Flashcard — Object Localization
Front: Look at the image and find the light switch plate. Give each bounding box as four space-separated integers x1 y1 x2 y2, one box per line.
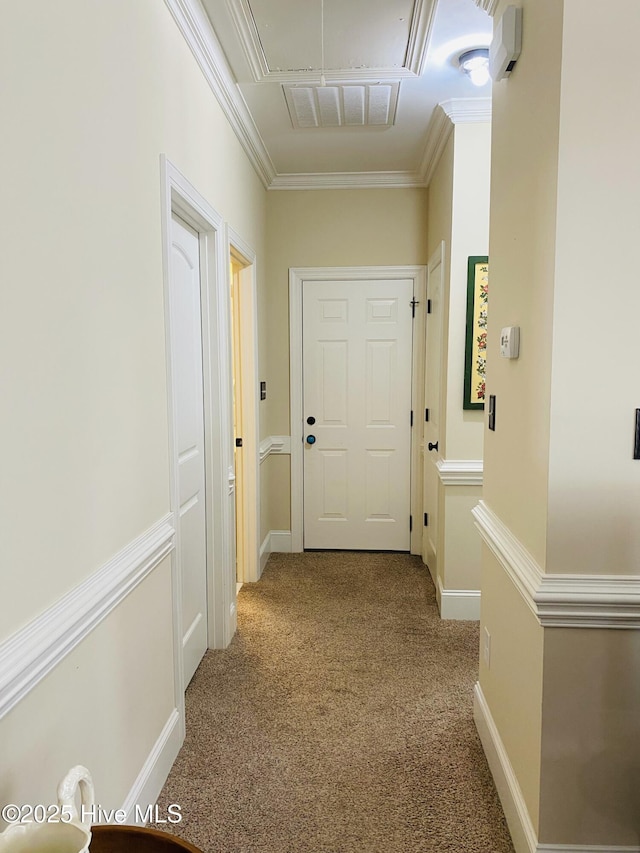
500 326 520 358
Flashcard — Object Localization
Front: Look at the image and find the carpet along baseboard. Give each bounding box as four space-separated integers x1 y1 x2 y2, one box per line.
122 709 182 825
436 578 480 620
259 530 293 575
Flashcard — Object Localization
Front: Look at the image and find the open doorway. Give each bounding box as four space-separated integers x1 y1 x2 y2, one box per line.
230 256 245 589
227 230 260 585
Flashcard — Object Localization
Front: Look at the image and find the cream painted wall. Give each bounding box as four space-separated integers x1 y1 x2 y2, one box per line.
539 628 640 846
427 133 454 269
447 122 490 461
535 0 640 845
546 0 640 577
479 0 640 847
483 0 563 570
479 548 544 833
1 0 266 809
477 0 563 840
442 488 483 590
1 0 266 637
425 124 489 598
0 561 174 814
264 188 429 530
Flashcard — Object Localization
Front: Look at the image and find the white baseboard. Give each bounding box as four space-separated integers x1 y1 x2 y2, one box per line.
473 682 538 853
436 578 480 620
258 530 293 577
259 532 271 576
121 709 182 824
538 847 640 852
270 530 292 553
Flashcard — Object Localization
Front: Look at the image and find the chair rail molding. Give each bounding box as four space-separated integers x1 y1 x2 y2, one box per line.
437 459 483 485
0 515 175 721
259 435 291 463
473 501 640 628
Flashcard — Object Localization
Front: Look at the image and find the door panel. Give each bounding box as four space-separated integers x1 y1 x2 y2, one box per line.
423 247 444 580
170 214 208 688
303 278 413 550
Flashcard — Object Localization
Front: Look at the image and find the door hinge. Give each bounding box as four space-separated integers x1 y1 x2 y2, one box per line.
424 513 429 527
425 408 430 422
410 298 419 318
235 437 243 447
427 299 432 314
410 410 414 427
409 515 413 532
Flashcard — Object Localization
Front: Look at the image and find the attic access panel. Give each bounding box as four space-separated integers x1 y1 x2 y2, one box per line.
227 0 437 81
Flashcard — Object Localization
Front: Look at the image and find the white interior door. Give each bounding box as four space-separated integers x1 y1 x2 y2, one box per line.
423 246 444 580
170 213 208 688
302 278 414 550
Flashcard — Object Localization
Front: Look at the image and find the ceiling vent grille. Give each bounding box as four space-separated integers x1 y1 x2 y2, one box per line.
284 83 400 129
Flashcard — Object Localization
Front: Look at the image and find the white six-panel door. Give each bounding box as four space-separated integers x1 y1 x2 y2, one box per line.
302 278 414 550
169 214 208 688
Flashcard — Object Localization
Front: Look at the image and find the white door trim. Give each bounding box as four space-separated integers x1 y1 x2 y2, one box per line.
161 156 236 727
226 227 261 583
289 265 427 554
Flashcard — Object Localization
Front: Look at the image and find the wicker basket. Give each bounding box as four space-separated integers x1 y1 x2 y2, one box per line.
90 826 202 853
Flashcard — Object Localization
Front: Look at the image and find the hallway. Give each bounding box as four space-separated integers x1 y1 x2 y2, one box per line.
157 553 514 852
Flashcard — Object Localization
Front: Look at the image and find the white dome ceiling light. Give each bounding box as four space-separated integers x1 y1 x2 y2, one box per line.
458 48 490 87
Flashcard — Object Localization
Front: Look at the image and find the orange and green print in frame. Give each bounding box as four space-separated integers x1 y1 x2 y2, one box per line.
463 256 488 410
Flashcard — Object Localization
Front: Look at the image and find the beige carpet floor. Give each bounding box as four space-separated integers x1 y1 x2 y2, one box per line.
157 551 514 853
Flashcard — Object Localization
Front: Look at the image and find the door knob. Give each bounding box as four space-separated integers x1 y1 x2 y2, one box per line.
307 416 316 425
428 441 439 452
306 435 316 445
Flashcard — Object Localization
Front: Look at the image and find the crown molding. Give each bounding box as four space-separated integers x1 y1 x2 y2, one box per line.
437 459 484 486
269 171 426 191
224 0 269 81
440 97 492 124
418 98 491 186
473 501 640 629
472 0 501 16
405 0 439 77
166 0 491 191
226 0 437 82
419 104 455 187
164 0 275 188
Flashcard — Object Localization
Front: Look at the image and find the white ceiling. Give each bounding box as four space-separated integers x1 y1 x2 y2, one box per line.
198 0 493 187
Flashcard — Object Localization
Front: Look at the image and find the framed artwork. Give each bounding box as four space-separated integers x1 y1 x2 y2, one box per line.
463 256 488 410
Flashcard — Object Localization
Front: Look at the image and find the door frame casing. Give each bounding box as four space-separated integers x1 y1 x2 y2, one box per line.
226 227 261 583
160 157 236 729
289 265 427 554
